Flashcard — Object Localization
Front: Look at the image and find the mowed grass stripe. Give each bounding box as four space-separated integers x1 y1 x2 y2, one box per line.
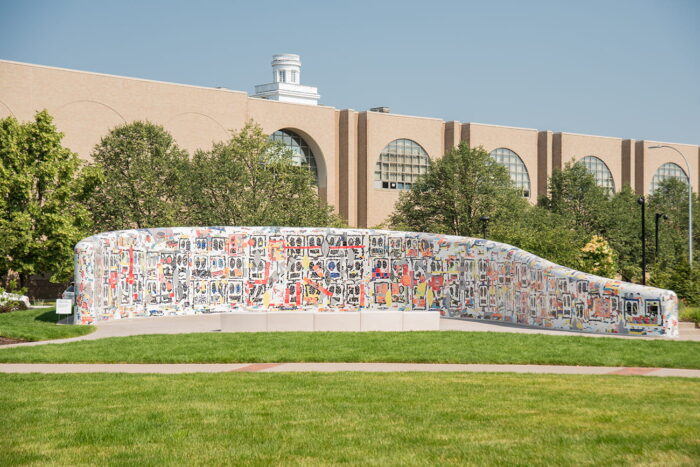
1 331 699 368
1 373 698 465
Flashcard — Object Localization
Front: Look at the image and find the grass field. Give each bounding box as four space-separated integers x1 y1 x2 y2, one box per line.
1 331 699 368
1 372 697 465
0 308 95 342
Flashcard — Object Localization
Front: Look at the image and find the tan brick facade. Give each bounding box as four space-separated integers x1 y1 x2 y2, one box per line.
1 59 697 228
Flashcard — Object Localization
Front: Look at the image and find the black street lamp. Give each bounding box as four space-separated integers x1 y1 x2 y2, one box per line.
655 213 668 262
479 216 490 239
638 196 646 285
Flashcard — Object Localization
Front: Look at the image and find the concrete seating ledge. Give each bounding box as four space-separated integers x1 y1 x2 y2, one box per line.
220 311 440 332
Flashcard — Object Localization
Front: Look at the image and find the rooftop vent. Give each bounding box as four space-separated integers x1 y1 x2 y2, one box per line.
369 106 390 113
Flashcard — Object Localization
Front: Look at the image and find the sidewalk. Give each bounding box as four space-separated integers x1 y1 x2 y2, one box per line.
0 362 698 377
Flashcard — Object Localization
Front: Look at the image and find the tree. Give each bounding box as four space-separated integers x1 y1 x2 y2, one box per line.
490 206 587 269
598 185 643 282
539 161 609 233
389 143 527 236
648 177 700 264
88 121 189 231
0 111 97 287
183 122 343 227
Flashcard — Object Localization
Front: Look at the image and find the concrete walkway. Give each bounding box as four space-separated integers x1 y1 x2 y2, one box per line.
3 314 698 350
0 362 698 377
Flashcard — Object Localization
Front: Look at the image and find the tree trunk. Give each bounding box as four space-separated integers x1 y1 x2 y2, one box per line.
19 273 29 293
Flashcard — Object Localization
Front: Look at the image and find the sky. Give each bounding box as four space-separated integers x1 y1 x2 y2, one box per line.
1 0 698 145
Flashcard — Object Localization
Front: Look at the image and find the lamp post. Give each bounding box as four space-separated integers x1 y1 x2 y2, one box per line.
479 216 490 239
648 145 693 266
638 196 646 285
655 213 667 262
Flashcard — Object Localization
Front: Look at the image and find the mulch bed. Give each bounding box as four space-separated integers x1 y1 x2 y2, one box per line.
0 336 27 345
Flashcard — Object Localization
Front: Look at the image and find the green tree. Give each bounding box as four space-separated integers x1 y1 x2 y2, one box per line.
648 178 700 265
0 111 98 287
88 121 189 231
183 122 343 227
389 143 527 236
539 161 609 233
490 206 587 269
598 185 643 282
650 261 700 305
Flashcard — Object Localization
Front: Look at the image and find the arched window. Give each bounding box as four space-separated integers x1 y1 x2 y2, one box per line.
374 139 429 190
577 156 615 193
489 148 531 198
650 162 688 193
270 129 318 184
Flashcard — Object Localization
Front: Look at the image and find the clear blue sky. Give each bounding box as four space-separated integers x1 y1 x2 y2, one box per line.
1 0 698 145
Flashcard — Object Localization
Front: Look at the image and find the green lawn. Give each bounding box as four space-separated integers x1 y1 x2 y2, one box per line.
0 373 697 465
1 331 699 368
0 308 95 342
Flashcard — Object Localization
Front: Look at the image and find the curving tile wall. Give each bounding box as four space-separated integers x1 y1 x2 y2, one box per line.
74 227 679 336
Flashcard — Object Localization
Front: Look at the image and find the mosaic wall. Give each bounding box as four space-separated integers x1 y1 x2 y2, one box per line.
74 227 679 336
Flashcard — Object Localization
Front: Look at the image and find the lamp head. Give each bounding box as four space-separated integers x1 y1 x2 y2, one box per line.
637 196 645 205
479 216 490 222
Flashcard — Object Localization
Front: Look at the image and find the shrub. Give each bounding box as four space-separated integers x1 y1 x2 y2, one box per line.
0 300 22 314
577 235 618 278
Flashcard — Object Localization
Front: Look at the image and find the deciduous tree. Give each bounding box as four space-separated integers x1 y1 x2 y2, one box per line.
0 111 97 286
183 122 343 228
389 143 527 236
88 121 189 231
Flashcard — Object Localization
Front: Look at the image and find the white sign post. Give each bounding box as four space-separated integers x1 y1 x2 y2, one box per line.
56 299 73 315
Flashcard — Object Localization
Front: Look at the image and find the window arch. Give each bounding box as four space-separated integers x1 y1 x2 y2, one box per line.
577 156 615 193
489 148 531 198
270 129 318 184
374 138 429 190
650 162 688 193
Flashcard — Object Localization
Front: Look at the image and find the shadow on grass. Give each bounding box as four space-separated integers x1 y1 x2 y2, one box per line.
35 309 59 324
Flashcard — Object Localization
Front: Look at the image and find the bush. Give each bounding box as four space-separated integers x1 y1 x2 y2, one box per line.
0 300 22 314
650 261 700 306
678 304 700 324
577 235 618 278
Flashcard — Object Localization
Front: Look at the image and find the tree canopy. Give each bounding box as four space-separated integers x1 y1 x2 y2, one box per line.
88 121 189 231
183 122 343 228
0 111 97 286
389 143 527 237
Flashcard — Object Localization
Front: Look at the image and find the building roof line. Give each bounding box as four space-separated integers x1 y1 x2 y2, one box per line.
466 122 538 132
555 131 623 141
361 110 444 123
0 58 249 96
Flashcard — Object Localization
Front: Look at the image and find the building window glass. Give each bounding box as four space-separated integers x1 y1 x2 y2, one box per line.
279 70 286 83
291 70 297 83
650 162 688 193
577 156 615 194
374 139 429 190
270 129 318 184
489 148 531 198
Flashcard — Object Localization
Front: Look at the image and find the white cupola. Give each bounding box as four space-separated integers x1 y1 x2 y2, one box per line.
272 54 301 84
253 54 320 105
